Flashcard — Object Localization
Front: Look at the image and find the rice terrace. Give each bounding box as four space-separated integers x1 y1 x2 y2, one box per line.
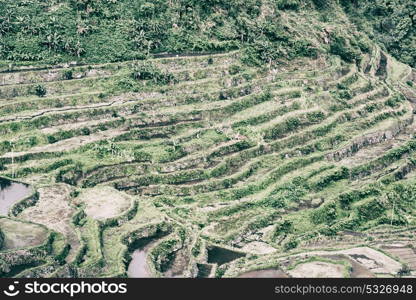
0 0 415 279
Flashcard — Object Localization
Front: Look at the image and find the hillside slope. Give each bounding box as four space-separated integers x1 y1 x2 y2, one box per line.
0 1 415 278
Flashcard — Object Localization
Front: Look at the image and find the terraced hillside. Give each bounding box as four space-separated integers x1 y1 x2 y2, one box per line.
0 42 415 278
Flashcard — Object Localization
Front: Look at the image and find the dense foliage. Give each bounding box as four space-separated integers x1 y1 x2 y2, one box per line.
0 0 265 63
2 0 412 66
341 0 416 67
0 0 315 65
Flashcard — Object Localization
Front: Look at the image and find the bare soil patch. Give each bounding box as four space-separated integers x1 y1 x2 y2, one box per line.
288 261 346 278
74 186 131 220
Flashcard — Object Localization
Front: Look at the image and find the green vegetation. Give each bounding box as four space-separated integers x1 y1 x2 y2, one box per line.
0 0 415 279
341 0 416 67
34 84 47 97
0 0 386 66
131 62 177 85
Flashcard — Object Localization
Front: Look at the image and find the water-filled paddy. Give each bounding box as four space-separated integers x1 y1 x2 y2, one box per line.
0 177 31 215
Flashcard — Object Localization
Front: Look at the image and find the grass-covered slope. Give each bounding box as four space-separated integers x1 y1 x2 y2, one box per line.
0 1 415 278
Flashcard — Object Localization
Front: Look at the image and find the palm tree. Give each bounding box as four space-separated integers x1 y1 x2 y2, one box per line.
0 9 14 36
44 31 62 50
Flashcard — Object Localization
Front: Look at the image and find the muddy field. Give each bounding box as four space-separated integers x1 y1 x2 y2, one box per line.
0 218 49 250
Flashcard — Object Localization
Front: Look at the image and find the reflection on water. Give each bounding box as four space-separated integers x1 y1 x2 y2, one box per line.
127 248 151 278
207 246 245 265
0 177 31 215
0 178 12 190
127 237 156 278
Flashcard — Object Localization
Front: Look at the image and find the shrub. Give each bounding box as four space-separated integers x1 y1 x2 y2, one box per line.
133 151 152 161
241 40 278 66
312 0 331 9
286 117 302 130
337 89 353 100
384 94 404 107
26 136 38 147
306 111 326 123
131 62 177 85
228 64 241 75
272 220 293 239
283 238 299 251
115 77 137 91
355 199 385 221
311 202 338 225
338 188 380 209
47 135 57 144
242 38 316 66
287 91 302 98
34 84 47 97
81 127 91 135
329 34 361 62
293 39 319 58
314 167 349 191
62 69 73 80
260 194 286 208
276 0 300 10
398 265 411 277
355 37 371 53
